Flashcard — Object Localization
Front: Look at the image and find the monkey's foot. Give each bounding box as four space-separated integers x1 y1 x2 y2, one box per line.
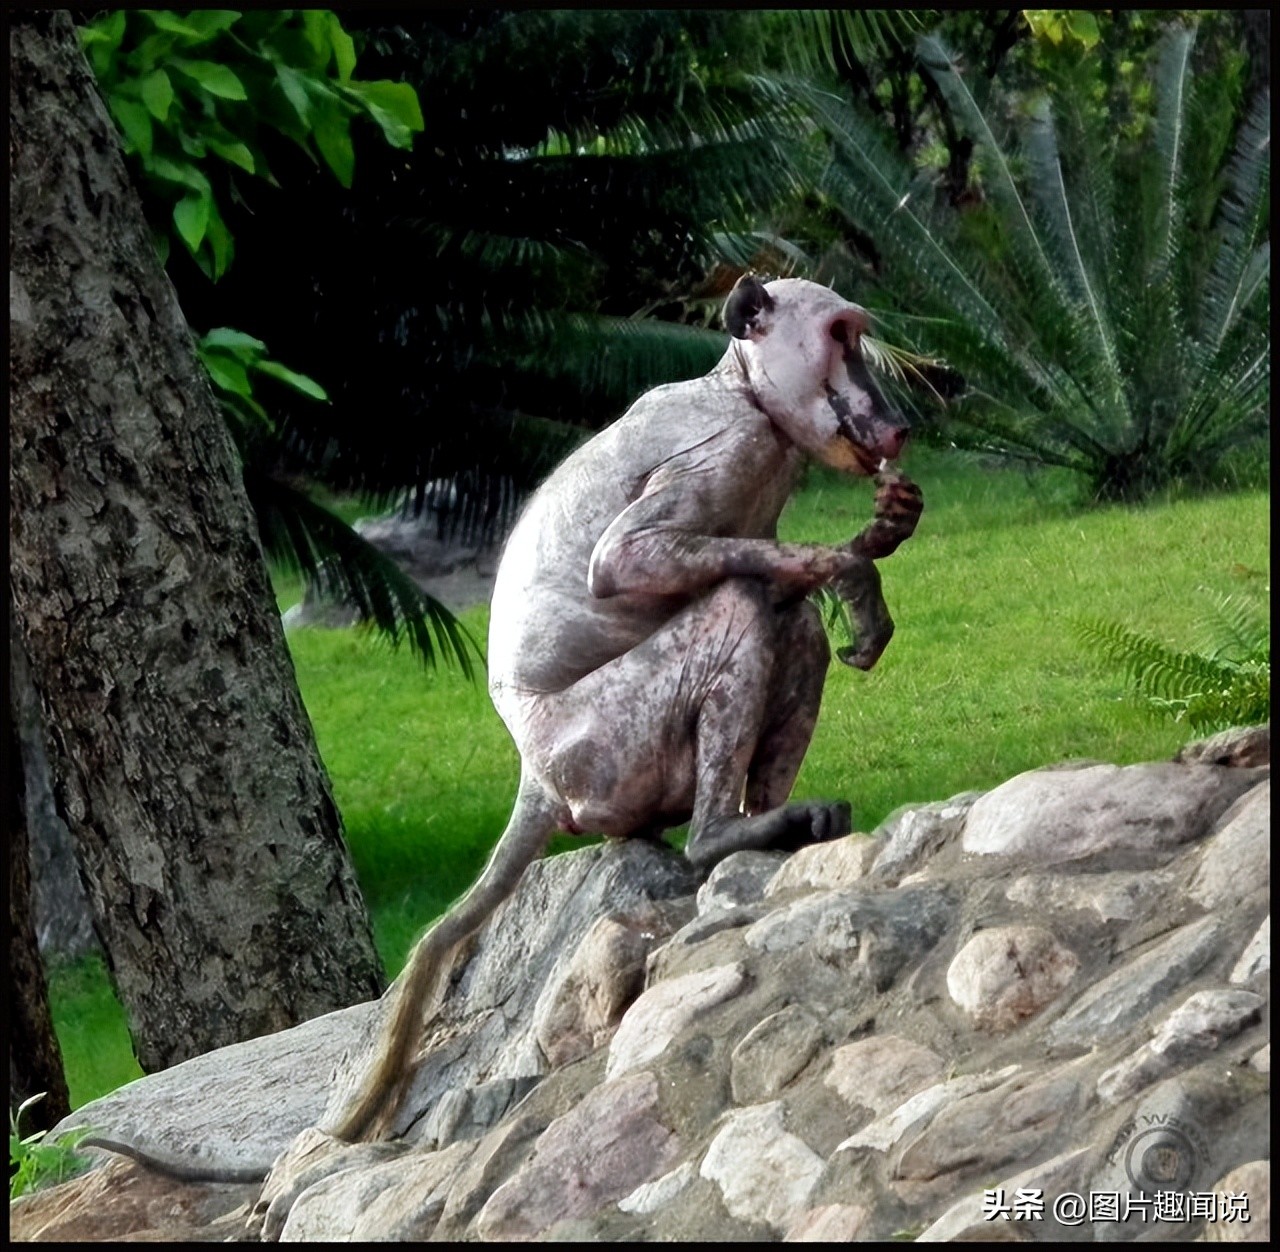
686 801 851 870
836 619 894 672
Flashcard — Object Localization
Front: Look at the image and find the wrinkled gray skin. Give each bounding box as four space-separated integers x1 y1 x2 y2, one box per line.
82 279 924 1231
305 276 924 1157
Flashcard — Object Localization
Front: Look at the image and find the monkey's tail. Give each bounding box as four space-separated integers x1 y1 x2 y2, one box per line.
321 772 560 1143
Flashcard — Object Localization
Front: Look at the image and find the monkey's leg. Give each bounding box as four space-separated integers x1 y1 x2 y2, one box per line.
319 770 560 1144
678 582 850 870
744 598 831 814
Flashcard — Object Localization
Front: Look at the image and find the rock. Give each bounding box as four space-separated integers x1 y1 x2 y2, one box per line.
729 1005 824 1105
534 906 685 1069
473 1071 680 1241
837 1066 1021 1154
617 1160 696 1215
1046 916 1222 1051
1005 868 1174 923
947 926 1079 1031
54 1000 374 1177
1176 724 1269 769
8 1158 252 1242
744 883 954 988
916 1146 1092 1242
894 1064 1082 1182
1097 989 1264 1105
1191 781 1270 911
783 1202 869 1241
763 834 880 897
278 1139 475 1241
28 742 1274 1244
606 963 748 1079
870 793 980 884
698 850 789 913
1230 916 1270 985
824 1035 945 1116
962 763 1263 863
1203 1159 1270 1241
698 1101 825 1232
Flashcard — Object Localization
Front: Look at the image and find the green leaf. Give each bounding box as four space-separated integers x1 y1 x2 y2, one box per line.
109 95 154 158
276 65 313 128
204 198 235 280
182 11 241 42
79 11 126 50
202 327 267 356
256 360 330 402
171 59 248 101
207 137 256 173
173 191 211 252
329 14 356 82
141 11 206 39
147 155 210 192
140 68 174 121
202 352 253 397
313 108 355 187
347 79 424 149
1064 11 1101 49
301 10 332 63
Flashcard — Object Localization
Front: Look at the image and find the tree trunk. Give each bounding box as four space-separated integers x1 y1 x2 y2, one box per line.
7 619 72 1130
8 12 384 1073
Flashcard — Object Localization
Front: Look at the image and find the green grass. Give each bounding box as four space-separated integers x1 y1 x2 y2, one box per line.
47 446 1269 1109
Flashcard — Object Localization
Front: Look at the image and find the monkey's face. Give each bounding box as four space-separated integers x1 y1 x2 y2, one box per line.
725 276 908 475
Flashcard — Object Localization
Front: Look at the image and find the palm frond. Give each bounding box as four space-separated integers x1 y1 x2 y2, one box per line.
245 470 482 676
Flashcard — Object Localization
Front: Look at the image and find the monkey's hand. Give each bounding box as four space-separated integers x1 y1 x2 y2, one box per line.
849 467 923 561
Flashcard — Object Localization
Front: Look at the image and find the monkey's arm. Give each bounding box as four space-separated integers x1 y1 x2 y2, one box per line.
587 466 856 601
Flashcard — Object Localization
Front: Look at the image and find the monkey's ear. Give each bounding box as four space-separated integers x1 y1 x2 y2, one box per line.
724 275 775 339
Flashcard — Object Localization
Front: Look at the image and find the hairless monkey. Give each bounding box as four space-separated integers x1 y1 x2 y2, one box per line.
313 275 923 1147
79 277 923 1200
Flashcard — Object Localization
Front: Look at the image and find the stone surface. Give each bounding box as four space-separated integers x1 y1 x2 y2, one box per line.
763 834 880 897
837 1066 1021 1154
9 1158 252 1242
473 1071 680 1240
1097 989 1264 1105
1005 868 1174 923
616 1160 696 1215
25 741 1272 1245
1230 916 1270 985
606 962 748 1079
947 925 1079 1031
962 763 1262 863
824 1035 945 1116
1046 916 1223 1051
783 1202 868 1241
1202 1159 1270 1241
699 1101 826 1232
1176 723 1270 769
534 907 683 1069
729 1005 824 1105
697 850 788 913
1191 781 1270 911
894 1064 1082 1182
870 793 979 883
916 1147 1092 1242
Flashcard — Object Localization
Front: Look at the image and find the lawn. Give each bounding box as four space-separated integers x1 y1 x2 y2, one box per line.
46 444 1269 1108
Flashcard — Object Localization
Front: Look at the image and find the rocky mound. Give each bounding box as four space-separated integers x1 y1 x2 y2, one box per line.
12 726 1270 1242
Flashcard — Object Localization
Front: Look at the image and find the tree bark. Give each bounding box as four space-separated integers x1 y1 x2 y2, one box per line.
7 618 72 1129
9 12 384 1073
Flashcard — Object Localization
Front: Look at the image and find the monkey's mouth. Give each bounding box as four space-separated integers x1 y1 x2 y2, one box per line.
823 382 884 475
